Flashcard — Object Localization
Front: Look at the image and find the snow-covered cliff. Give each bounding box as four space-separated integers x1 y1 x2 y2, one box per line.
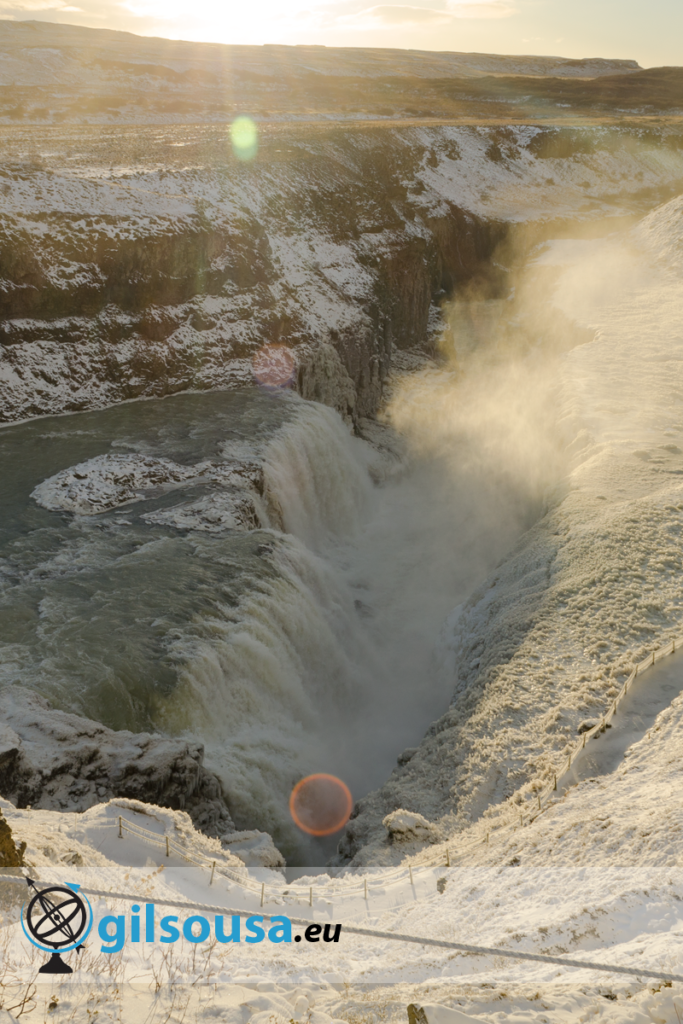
2 122 682 426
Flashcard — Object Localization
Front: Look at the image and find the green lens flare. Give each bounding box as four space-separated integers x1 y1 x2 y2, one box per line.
230 116 258 161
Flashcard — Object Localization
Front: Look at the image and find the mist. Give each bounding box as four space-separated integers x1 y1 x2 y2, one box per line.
183 243 583 864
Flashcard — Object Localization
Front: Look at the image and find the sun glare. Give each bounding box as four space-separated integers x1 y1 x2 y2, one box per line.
230 116 259 161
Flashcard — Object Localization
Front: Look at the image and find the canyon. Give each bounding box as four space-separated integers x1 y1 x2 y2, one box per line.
1 23 683 870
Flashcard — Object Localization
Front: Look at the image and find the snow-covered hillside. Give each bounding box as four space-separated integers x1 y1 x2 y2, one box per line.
340 190 683 864
0 22 642 94
2 789 683 1024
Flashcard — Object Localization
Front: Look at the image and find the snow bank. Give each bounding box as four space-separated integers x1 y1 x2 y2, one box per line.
635 192 683 276
2 791 683 1022
32 452 263 522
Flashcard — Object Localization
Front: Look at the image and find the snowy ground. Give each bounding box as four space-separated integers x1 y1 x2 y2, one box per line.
3 784 683 1023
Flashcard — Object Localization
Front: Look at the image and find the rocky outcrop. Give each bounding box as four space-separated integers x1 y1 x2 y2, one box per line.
382 809 442 844
0 686 283 866
0 686 231 831
0 809 24 866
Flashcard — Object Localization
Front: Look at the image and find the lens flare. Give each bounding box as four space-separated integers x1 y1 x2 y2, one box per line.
252 344 296 390
289 774 353 836
231 116 258 161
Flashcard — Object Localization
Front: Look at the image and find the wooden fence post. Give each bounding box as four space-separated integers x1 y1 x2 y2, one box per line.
118 816 122 838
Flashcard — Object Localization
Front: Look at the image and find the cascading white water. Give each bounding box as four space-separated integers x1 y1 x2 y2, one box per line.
1 249 576 866
261 402 375 550
157 403 387 861
156 385 553 862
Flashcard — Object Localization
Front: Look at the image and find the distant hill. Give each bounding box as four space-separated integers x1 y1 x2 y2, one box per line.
0 20 679 125
0 21 642 85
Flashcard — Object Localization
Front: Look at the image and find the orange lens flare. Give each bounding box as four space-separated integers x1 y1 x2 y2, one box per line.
289 774 353 836
252 345 296 390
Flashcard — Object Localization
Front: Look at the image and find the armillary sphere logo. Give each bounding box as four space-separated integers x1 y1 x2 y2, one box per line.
21 878 93 974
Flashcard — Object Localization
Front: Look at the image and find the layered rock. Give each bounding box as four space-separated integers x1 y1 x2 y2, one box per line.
3 122 682 428
0 686 283 865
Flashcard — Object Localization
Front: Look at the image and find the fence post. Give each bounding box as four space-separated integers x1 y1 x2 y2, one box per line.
446 849 450 867
674 638 676 653
209 861 216 887
118 816 122 839
553 774 557 791
583 732 586 748
652 651 656 666
165 836 169 858
486 832 489 845
537 794 541 810
260 883 265 907
520 813 523 826
364 878 368 901
409 865 414 885
309 886 313 907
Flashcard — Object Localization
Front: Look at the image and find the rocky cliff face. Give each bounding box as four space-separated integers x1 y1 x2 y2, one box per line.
0 686 233 830
0 126 507 425
2 122 682 427
0 686 284 866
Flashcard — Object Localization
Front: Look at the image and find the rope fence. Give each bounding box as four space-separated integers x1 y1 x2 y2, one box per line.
3 875 682 986
530 634 680 819
404 631 683 871
103 814 426 905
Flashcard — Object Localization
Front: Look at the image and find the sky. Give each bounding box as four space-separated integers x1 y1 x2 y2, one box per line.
1 0 682 69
